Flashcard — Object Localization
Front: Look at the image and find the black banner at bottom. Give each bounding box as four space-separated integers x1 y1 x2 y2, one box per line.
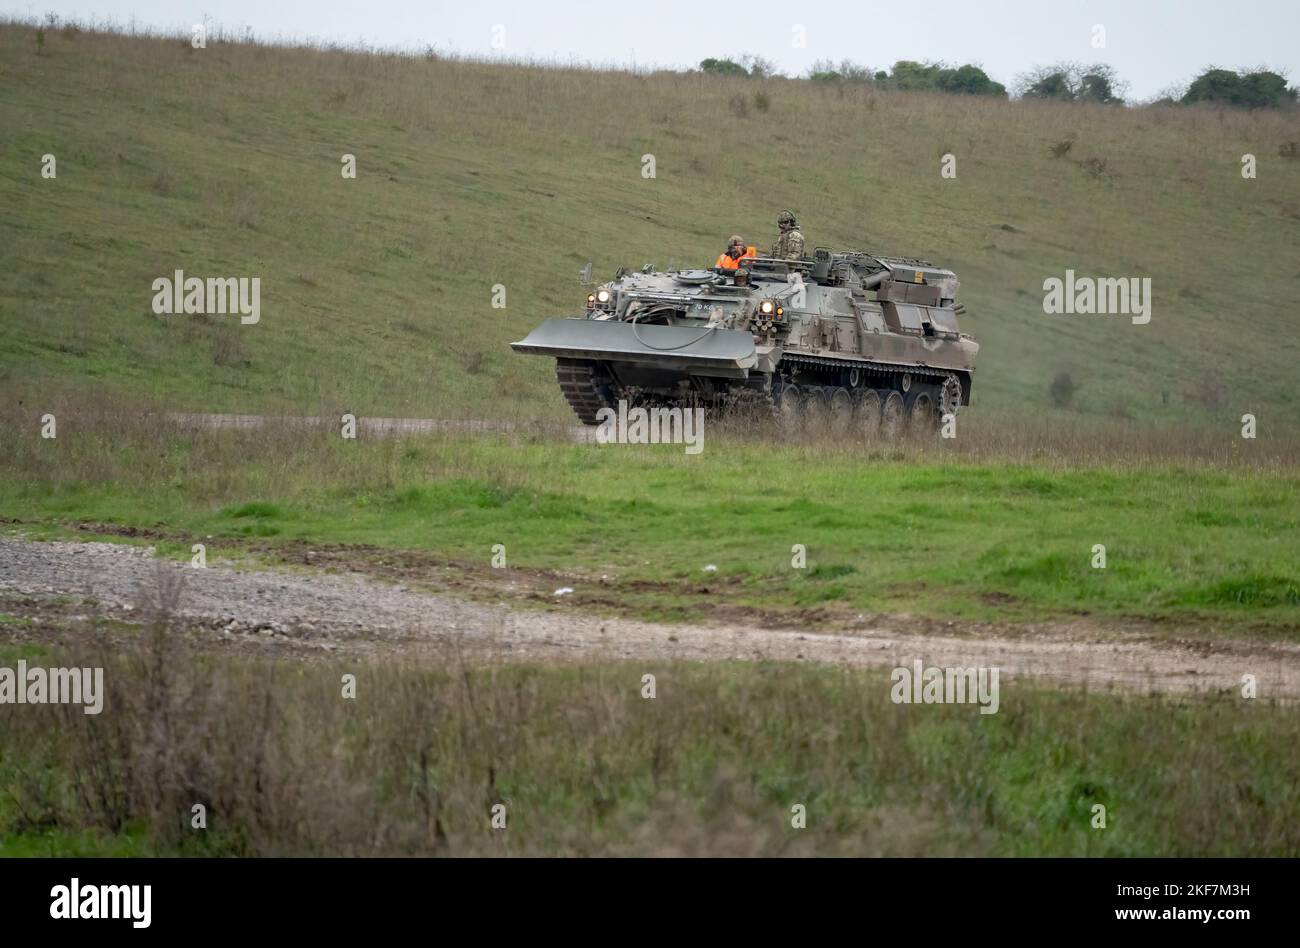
0 857 1287 934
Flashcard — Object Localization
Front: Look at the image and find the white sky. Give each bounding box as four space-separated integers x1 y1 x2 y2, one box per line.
6 0 1298 100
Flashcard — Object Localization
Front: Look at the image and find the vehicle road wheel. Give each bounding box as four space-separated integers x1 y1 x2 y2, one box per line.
907 390 937 433
857 388 882 439
802 386 830 431
880 390 905 439
828 387 854 434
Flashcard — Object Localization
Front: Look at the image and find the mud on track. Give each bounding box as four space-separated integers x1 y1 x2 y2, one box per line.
1 538 1298 697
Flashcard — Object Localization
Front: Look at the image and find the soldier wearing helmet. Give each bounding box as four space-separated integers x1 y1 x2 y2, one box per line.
769 210 805 261
715 235 756 270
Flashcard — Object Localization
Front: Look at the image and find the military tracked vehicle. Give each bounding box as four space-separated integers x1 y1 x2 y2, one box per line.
511 249 978 435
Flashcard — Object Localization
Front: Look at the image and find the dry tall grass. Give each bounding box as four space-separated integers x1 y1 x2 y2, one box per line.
2 393 1296 496
5 588 1298 856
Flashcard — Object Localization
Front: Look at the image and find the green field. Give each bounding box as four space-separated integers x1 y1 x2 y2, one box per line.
4 417 1297 636
2 22 1299 429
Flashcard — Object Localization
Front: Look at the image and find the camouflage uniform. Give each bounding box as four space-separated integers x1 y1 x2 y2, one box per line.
770 228 805 260
769 211 805 260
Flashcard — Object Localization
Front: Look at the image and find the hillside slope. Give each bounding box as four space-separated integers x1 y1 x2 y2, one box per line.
2 23 1299 427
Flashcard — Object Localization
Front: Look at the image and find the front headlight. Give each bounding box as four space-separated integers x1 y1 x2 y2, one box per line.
596 289 612 304
759 300 775 315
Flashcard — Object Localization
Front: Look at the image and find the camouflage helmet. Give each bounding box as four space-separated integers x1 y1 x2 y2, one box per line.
728 234 745 249
777 209 797 227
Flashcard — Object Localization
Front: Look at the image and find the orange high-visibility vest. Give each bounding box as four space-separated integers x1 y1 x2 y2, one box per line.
715 246 757 269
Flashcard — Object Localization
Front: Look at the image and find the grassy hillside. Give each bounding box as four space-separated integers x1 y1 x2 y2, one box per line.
2 22 1300 427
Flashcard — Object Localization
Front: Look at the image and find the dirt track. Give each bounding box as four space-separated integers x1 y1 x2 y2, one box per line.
165 412 595 440
1 537 1297 697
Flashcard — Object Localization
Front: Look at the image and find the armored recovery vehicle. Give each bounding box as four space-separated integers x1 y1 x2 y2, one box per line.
511 249 978 435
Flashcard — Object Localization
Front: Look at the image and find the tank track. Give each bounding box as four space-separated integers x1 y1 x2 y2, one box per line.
552 354 965 428
554 358 614 425
782 353 957 382
781 353 968 405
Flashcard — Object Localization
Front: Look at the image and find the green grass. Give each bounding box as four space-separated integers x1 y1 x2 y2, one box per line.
4 422 1298 634
2 22 1300 430
2 649 1296 856
0 640 49 659
0 827 157 858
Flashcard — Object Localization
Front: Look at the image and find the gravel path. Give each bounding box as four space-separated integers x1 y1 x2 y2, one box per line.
166 412 595 440
2 538 1298 697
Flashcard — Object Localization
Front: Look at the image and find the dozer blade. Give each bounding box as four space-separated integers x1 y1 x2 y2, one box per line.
511 318 757 378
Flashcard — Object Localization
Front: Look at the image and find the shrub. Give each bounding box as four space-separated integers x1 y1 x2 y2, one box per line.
1017 63 1125 104
1078 156 1109 179
1182 68 1297 109
806 59 1006 98
699 57 747 77
1049 372 1076 408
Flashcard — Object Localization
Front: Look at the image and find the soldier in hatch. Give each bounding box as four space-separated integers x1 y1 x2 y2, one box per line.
769 210 805 260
